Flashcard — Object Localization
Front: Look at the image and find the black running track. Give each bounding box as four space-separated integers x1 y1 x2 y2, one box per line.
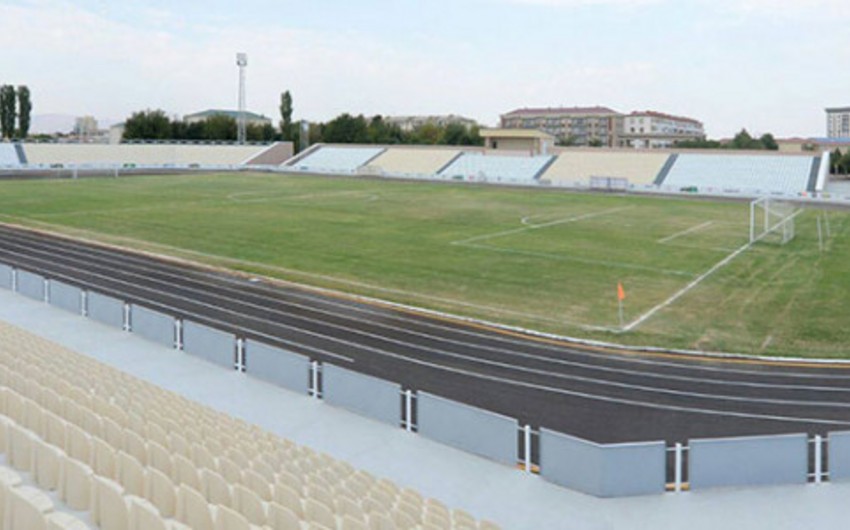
1 224 849 445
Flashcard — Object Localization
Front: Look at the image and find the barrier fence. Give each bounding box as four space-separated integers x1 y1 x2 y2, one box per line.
1 261 848 498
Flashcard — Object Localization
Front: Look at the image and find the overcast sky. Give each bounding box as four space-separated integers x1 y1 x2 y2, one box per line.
2 0 848 138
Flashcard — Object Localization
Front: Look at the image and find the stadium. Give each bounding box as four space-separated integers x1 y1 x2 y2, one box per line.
0 134 848 529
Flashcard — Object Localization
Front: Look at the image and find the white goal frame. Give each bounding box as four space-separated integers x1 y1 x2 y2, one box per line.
749 197 799 245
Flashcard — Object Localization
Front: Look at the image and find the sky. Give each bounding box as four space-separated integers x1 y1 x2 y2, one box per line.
1 0 848 138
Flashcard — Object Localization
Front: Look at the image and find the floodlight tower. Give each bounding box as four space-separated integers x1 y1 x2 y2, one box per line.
236 52 248 144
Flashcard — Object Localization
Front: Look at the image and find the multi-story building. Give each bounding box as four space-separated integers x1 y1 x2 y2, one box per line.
500 106 622 147
620 111 704 148
384 114 478 132
826 107 850 138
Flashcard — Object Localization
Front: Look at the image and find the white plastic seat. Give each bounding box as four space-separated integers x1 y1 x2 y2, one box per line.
305 498 337 530
6 485 53 530
273 483 304 517
267 502 301 530
215 504 256 530
8 422 36 472
233 483 267 526
117 451 146 497
145 467 177 518
176 484 214 530
200 468 232 507
148 440 173 477
173 453 201 491
92 436 117 479
64 423 92 464
45 512 91 530
128 495 170 530
58 454 93 511
33 436 63 490
91 475 130 530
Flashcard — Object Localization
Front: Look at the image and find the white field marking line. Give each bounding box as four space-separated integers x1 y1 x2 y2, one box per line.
11 228 850 389
9 247 850 414
225 189 376 203
623 242 752 332
461 242 696 278
451 206 633 246
0 215 589 329
7 220 850 374
657 221 715 244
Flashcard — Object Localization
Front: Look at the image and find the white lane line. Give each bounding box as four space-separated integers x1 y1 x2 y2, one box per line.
657 221 715 244
451 206 632 246
10 231 850 392
10 241 850 413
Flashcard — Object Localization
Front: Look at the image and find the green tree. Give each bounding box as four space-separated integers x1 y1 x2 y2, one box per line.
831 149 843 174
247 122 277 142
0 85 16 139
841 151 850 176
202 115 237 141
588 137 604 148
279 90 293 141
122 109 172 140
410 123 442 144
367 116 404 144
17 86 31 138
759 133 778 151
322 113 369 143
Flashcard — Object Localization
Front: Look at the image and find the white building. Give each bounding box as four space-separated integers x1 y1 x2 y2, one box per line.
826 107 850 138
384 114 478 132
620 111 704 149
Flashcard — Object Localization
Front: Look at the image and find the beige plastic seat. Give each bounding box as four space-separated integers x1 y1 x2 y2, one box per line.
124 429 148 465
172 453 201 491
78 405 102 437
170 432 191 459
342 515 369 530
23 396 45 433
306 485 336 513
6 485 53 530
479 521 501 530
215 504 259 530
0 415 12 453
128 495 170 530
91 475 130 530
273 482 304 518
58 454 94 511
176 484 215 530
92 436 117 479
0 464 24 524
369 512 397 530
117 451 147 497
305 498 337 530
267 502 301 530
33 436 63 491
45 512 92 530
233 483 267 526
191 443 217 472
8 423 37 472
200 468 232 507
43 412 67 448
148 422 170 449
69 422 94 462
102 416 125 449
145 467 177 518
244 467 272 501
217 455 244 484
335 495 365 522
423 511 450 529
148 440 173 477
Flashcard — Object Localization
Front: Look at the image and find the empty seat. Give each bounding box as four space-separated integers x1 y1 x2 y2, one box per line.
128 495 170 530
33 437 63 490
145 467 177 518
305 498 337 530
200 468 232 507
92 436 117 479
45 512 91 530
215 504 256 530
148 440 173 477
6 485 53 530
117 451 147 497
176 484 215 530
65 423 92 463
8 423 36 472
233 484 267 526
267 502 301 530
91 475 130 530
57 455 93 510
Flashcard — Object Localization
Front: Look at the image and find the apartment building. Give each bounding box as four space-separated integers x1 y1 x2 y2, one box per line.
620 111 705 148
500 106 622 147
827 107 850 138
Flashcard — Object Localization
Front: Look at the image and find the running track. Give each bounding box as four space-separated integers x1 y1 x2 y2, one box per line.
0 224 849 445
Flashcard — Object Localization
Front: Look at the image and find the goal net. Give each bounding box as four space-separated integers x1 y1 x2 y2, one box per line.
749 197 799 245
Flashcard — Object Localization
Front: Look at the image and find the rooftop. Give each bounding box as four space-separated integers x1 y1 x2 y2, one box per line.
481 128 556 139
502 106 621 117
628 110 703 126
184 109 271 122
825 107 850 113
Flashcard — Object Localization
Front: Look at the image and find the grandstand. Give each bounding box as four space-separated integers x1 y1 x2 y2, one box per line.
0 321 499 530
437 153 554 182
23 143 278 167
290 146 386 173
659 153 820 195
364 148 463 176
541 149 670 186
0 143 23 167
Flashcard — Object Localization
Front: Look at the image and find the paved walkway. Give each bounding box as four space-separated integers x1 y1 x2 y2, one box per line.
0 288 845 530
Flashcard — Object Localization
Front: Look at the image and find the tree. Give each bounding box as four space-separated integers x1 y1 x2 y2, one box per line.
322 113 369 143
841 151 850 176
203 115 237 141
122 109 172 140
410 123 442 145
759 133 778 151
0 85 16 139
832 149 843 174
279 91 293 141
17 86 31 138
588 137 604 148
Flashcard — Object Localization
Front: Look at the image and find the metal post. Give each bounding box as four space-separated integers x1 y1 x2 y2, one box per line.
175 319 183 350
405 390 413 432
236 338 245 372
123 303 131 332
814 435 823 484
43 279 50 303
749 200 755 243
310 361 320 399
524 424 532 473
80 290 87 316
674 443 683 492
11 269 16 292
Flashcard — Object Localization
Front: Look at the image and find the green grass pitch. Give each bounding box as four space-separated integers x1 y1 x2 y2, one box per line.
0 172 847 358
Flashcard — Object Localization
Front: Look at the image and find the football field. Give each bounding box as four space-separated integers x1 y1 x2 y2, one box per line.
0 172 846 357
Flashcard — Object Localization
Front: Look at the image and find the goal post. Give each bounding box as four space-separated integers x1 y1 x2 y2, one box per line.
749 197 799 245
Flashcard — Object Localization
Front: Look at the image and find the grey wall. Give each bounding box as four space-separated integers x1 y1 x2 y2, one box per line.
182 320 235 369
540 429 666 497
417 392 517 466
828 431 850 481
689 433 808 490
322 364 400 426
87 292 125 329
131 305 175 348
48 281 82 314
244 340 310 394
16 270 45 301
0 264 11 289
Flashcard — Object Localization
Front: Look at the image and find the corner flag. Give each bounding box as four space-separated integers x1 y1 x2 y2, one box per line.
617 282 626 301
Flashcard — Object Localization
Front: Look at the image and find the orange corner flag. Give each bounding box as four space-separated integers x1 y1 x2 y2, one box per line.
617 282 626 301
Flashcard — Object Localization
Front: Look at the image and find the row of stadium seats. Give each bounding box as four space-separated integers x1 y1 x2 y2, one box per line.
0 322 499 530
437 153 553 182
661 154 817 194
0 144 22 167
291 147 386 173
